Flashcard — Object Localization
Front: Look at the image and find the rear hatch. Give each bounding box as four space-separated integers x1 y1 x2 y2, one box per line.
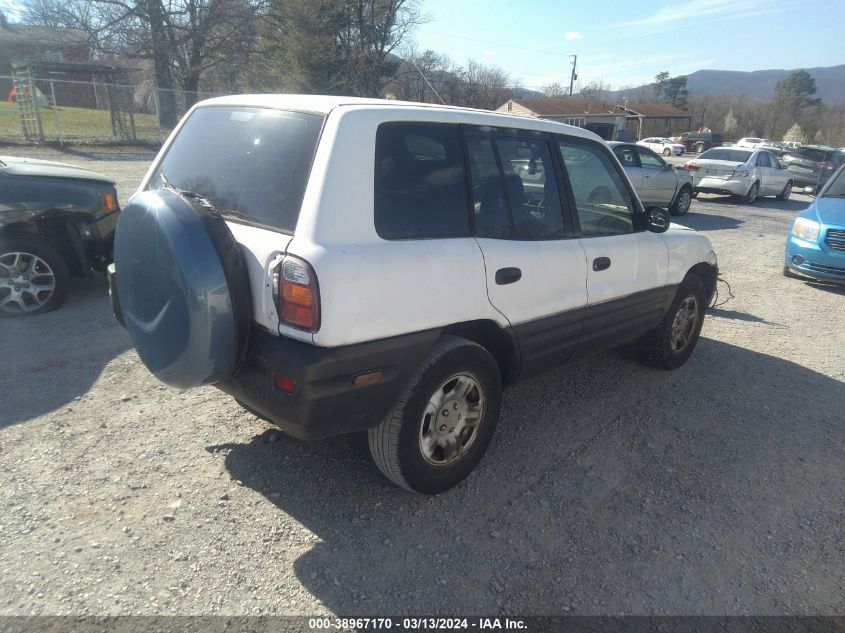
783 147 830 177
142 105 324 332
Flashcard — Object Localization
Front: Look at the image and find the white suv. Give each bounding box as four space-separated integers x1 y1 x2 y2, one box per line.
110 95 718 494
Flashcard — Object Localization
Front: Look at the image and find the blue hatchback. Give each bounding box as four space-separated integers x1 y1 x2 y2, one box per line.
784 164 845 283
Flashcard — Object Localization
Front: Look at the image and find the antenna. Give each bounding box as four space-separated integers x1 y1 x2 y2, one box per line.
411 58 446 105
569 55 578 97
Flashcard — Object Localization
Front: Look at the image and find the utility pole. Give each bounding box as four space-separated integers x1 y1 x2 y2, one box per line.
569 55 578 97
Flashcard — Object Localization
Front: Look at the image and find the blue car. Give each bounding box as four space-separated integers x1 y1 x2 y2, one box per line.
784 164 845 284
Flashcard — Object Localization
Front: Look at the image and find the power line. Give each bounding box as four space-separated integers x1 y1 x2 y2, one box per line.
424 31 574 58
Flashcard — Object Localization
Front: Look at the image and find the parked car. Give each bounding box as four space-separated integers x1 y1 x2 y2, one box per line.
784 163 845 284
781 141 803 151
637 137 685 156
760 141 786 156
678 131 723 154
0 156 119 316
780 145 845 194
109 95 719 494
684 147 793 204
609 142 694 215
735 137 767 149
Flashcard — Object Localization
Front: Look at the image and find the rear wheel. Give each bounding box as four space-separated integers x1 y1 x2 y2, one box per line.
777 180 793 201
0 236 69 317
639 275 707 370
742 181 760 205
695 143 705 154
368 336 502 494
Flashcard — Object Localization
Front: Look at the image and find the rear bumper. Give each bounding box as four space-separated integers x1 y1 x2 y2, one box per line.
217 327 440 440
693 177 748 196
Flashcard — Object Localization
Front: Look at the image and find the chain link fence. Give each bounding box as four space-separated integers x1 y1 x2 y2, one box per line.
0 74 224 145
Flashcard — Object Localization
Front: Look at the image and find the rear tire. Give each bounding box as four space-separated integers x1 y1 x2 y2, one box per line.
777 180 793 201
639 275 707 371
742 181 760 205
695 143 705 154
0 236 69 317
368 336 502 494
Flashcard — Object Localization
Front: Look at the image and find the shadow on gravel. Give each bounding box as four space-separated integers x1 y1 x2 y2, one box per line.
676 213 744 231
708 307 788 328
0 277 128 428
220 339 845 615
695 195 809 213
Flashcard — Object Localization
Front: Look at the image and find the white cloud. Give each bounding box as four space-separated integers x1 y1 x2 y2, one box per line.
617 0 790 32
481 49 497 57
564 32 582 40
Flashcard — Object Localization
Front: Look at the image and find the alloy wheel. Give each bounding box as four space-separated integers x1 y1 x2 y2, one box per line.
0 251 56 314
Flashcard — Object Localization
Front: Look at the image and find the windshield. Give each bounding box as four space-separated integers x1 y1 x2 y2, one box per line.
822 166 845 197
149 106 324 233
700 148 752 162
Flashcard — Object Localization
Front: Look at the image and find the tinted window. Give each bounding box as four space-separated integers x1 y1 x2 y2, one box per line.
558 141 634 236
637 149 665 170
466 134 511 239
374 123 469 239
700 148 752 162
149 106 323 233
791 147 827 162
495 137 565 240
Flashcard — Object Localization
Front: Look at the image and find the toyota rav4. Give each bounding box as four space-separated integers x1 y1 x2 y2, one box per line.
110 95 718 494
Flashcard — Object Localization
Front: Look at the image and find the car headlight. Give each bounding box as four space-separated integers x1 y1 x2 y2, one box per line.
792 217 820 242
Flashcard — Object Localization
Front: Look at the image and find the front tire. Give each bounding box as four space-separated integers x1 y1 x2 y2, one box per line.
695 143 705 154
663 148 671 156
670 187 692 216
639 275 707 370
0 236 69 317
368 336 502 494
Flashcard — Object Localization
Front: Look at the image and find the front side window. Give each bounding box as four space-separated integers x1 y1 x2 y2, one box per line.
558 140 635 236
374 123 469 239
637 149 666 170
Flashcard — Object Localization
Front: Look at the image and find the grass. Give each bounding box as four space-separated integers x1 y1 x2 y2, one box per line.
0 102 165 144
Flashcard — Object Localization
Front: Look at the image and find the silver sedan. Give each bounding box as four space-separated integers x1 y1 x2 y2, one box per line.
608 141 694 216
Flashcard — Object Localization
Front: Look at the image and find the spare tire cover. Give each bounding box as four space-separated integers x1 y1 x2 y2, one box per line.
114 189 251 388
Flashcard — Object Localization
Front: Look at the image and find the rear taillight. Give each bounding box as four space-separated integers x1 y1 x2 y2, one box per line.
818 161 833 170
684 163 700 171
276 255 319 331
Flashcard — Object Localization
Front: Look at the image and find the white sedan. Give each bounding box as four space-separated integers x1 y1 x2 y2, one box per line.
735 137 767 149
684 147 794 204
637 137 685 156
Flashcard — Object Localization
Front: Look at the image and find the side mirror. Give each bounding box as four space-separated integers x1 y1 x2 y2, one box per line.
644 207 670 233
666 164 675 171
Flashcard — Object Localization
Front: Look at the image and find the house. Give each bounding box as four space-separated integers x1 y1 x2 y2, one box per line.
496 98 693 141
0 13 90 73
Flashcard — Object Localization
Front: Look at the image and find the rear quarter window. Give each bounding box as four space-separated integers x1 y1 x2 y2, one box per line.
374 122 470 240
149 106 323 233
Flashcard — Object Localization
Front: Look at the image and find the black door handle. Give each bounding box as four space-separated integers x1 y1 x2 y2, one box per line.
593 257 611 272
495 267 522 285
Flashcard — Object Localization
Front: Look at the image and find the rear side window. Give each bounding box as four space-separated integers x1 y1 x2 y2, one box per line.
374 123 469 239
792 147 827 162
149 106 323 233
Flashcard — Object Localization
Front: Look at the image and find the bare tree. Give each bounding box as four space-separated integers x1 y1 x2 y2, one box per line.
542 82 567 98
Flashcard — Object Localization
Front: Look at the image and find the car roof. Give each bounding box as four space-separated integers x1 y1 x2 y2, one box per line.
195 94 601 141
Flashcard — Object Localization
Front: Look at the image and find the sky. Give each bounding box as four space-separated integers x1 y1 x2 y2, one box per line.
411 0 845 91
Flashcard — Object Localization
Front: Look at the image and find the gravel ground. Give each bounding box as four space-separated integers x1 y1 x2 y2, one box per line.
1 148 844 617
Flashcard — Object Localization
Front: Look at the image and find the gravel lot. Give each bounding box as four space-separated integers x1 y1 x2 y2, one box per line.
1 148 843 617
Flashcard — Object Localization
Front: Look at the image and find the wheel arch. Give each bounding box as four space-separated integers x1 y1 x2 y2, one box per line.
440 319 521 386
685 262 718 305
0 218 86 277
